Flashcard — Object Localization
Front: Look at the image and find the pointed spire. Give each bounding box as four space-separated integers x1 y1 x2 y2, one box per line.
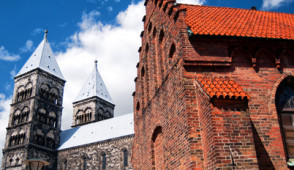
95 60 98 69
74 60 114 105
16 33 65 80
44 29 48 41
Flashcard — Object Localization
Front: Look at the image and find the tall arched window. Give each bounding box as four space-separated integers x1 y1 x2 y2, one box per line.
25 82 33 99
101 153 106 169
151 126 163 169
276 77 294 164
39 84 49 100
12 110 21 125
16 86 25 102
123 149 128 166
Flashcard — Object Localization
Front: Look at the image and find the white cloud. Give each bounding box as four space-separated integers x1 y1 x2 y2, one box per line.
262 0 293 10
31 28 43 36
10 67 17 79
0 95 12 165
0 46 20 61
56 1 144 129
107 6 113 12
176 0 205 5
20 40 34 53
79 10 101 30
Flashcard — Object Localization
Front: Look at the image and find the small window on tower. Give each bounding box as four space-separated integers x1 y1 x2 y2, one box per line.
169 43 176 58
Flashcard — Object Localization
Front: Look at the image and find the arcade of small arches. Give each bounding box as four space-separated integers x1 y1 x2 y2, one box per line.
75 107 112 125
36 108 57 128
39 83 60 105
34 129 56 149
8 130 26 147
75 108 92 124
12 107 30 126
16 82 33 103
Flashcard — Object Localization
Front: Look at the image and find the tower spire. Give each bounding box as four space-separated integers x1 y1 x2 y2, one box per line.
95 59 98 69
44 29 48 40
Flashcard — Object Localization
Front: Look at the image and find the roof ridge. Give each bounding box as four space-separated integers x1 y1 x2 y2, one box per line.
179 4 294 15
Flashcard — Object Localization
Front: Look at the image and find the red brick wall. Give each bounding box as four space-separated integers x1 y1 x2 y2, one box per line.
132 0 294 169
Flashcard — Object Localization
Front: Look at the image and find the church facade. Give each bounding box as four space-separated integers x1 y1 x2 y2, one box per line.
1 31 134 170
132 0 294 169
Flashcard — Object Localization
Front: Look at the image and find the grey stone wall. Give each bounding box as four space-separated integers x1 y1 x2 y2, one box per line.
57 135 133 170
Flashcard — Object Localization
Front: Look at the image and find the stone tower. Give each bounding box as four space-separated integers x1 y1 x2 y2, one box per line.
72 60 114 127
2 31 65 170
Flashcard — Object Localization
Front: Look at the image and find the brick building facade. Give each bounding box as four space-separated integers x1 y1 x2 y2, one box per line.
132 0 294 169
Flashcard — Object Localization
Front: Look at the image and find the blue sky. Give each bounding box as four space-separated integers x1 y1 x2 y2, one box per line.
0 0 293 163
0 0 293 103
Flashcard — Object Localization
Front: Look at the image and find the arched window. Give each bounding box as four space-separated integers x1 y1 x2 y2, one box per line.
62 159 67 170
148 22 152 33
49 88 58 104
46 130 55 148
37 108 47 123
35 129 44 146
16 86 25 102
153 27 157 38
48 111 57 127
102 153 106 169
145 43 149 54
141 66 145 77
12 110 21 125
25 82 33 99
169 43 176 58
159 30 164 44
21 107 30 123
9 132 18 146
39 84 49 100
81 156 87 170
276 77 294 163
85 108 92 122
151 126 163 169
97 109 104 121
123 149 128 166
76 110 84 124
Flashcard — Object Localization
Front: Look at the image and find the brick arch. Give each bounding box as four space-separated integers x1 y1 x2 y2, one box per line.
256 48 276 68
280 49 294 68
273 76 294 163
151 126 163 169
168 43 176 59
231 47 252 67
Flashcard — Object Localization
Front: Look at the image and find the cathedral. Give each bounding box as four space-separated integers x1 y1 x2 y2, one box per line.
1 31 134 170
2 0 294 169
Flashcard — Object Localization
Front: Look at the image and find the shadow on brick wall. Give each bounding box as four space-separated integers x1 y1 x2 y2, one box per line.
251 121 274 170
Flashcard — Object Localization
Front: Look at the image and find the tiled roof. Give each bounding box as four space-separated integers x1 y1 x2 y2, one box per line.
74 60 114 105
58 113 134 150
197 76 249 99
180 5 294 40
16 36 65 80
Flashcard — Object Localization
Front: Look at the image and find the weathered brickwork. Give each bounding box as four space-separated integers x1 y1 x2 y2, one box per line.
133 0 294 169
57 135 133 170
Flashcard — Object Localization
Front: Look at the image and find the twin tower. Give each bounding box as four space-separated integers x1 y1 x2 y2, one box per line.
1 31 114 170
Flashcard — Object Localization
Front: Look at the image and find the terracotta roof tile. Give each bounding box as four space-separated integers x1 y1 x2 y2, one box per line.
198 76 249 99
180 5 294 40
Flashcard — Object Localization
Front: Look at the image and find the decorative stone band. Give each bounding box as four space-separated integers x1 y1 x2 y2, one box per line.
197 76 249 100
